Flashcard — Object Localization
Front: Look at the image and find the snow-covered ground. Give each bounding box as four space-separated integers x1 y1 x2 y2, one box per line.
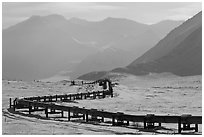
2 74 202 134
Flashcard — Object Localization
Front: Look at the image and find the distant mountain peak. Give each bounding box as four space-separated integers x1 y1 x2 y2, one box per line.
123 11 202 76
103 17 116 20
3 12 187 80
69 17 86 21
69 17 90 25
43 14 67 22
26 15 42 23
29 15 41 19
44 14 66 20
103 17 136 23
27 14 67 22
153 20 184 25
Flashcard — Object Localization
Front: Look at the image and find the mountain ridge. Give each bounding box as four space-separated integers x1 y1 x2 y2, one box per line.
115 11 202 76
78 11 202 80
69 18 183 79
2 14 184 81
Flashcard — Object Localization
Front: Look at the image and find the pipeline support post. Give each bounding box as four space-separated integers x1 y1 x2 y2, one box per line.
178 118 181 134
56 95 58 101
9 98 12 108
45 107 48 118
28 102 32 114
144 118 146 129
86 112 89 122
61 111 64 118
13 99 16 111
195 124 198 132
68 109 71 121
112 116 115 126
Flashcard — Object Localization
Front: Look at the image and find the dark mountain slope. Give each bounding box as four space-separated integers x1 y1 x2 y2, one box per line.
113 11 202 76
2 14 184 81
150 20 184 39
78 12 202 80
130 12 201 66
124 26 202 76
70 20 182 79
2 15 98 80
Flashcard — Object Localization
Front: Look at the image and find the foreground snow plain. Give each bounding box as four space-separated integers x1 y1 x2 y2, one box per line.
2 73 202 135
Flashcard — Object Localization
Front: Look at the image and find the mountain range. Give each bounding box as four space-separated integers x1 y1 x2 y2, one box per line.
69 19 183 79
3 14 183 81
79 11 202 80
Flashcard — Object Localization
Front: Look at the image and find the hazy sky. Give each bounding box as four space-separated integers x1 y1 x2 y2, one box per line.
2 2 202 29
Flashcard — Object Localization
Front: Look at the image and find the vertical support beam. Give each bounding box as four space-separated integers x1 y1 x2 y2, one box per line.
158 123 161 127
107 80 113 98
93 92 96 99
187 124 190 129
9 98 12 108
61 111 64 118
111 91 113 98
144 118 146 129
178 117 181 134
56 95 58 102
13 99 16 111
101 117 104 122
87 92 90 98
86 112 89 122
127 121 129 126
96 91 99 98
112 116 115 126
83 114 85 120
80 93 83 100
195 124 198 132
44 96 46 102
64 95 67 100
68 109 71 121
28 102 32 114
45 107 48 118
103 91 105 98
77 93 80 100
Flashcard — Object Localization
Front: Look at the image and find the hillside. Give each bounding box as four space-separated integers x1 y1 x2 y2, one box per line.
2 15 98 80
78 12 202 80
2 14 183 81
114 11 202 76
150 20 184 39
70 20 182 79
2 15 152 81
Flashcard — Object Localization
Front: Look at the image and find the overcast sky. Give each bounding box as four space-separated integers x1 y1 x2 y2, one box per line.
2 2 202 29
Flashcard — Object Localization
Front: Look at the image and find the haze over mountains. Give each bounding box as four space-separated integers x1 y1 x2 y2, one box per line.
69 19 183 79
3 14 183 81
79 11 202 80
3 15 97 80
113 11 202 76
78 11 202 80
